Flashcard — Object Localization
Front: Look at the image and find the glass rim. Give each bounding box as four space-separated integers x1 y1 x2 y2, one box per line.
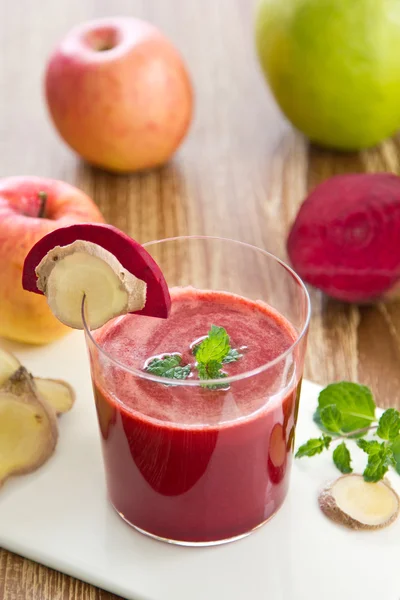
82 235 311 387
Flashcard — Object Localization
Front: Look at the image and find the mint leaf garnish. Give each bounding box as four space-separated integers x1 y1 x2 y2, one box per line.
192 343 201 357
197 360 224 380
145 355 191 380
297 380 400 484
320 405 343 434
357 440 395 483
376 408 400 441
332 442 352 473
195 326 230 365
357 439 382 455
195 325 239 388
295 434 332 458
314 382 375 434
389 436 400 476
194 343 242 364
223 348 243 364
197 361 228 389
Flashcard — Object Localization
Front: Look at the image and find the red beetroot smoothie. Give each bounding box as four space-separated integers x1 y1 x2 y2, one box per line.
91 287 301 543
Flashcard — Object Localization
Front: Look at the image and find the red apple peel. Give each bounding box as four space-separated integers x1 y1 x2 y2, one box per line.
22 224 171 327
287 173 400 303
0 176 104 344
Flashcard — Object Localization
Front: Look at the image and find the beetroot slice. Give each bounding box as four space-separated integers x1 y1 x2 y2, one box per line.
287 173 400 303
22 223 171 318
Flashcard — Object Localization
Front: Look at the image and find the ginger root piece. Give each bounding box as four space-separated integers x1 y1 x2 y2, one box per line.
35 240 147 329
35 377 75 415
0 346 75 416
0 367 58 486
319 474 400 530
23 223 171 319
0 347 20 385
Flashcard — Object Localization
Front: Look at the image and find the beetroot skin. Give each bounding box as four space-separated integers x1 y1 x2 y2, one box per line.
23 223 171 318
287 173 400 303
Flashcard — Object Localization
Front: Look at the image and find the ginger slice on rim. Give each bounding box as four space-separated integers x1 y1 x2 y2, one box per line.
0 367 58 487
35 377 75 415
35 240 147 329
0 347 20 385
319 474 400 530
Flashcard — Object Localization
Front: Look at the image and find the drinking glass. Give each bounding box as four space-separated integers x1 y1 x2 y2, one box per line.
83 236 310 546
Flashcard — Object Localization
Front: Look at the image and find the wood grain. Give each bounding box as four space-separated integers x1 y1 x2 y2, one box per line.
1 0 400 597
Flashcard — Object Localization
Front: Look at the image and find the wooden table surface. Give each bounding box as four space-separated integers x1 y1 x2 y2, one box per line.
1 0 400 598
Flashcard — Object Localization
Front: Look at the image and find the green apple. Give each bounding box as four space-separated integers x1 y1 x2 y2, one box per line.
255 0 400 150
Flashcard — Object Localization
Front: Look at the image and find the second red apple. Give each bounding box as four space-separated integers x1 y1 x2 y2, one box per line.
45 17 193 173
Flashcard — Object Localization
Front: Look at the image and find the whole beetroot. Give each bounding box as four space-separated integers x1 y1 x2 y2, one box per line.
287 173 400 303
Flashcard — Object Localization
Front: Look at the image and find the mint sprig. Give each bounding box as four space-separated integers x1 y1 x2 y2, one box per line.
357 440 395 482
145 355 191 380
197 360 226 380
376 408 400 441
144 326 243 389
332 442 352 474
296 381 400 483
195 325 230 365
197 361 228 389
194 325 242 388
295 434 331 458
314 382 375 434
223 348 243 364
389 436 400 475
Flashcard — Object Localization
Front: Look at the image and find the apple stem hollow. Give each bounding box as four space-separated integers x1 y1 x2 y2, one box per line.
85 27 118 52
37 191 47 219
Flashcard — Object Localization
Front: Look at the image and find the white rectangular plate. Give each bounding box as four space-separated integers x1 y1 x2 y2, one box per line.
0 331 399 600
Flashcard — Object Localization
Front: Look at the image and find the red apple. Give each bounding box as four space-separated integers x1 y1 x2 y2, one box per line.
0 176 104 344
45 17 193 173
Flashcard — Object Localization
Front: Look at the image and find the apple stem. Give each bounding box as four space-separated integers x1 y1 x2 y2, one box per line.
37 191 47 218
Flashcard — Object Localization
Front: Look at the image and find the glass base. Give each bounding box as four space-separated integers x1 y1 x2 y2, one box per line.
112 502 281 547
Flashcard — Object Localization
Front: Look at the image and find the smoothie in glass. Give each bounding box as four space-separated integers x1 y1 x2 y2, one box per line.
89 286 302 544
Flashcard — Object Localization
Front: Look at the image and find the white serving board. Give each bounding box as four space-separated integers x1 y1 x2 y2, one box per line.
0 331 399 600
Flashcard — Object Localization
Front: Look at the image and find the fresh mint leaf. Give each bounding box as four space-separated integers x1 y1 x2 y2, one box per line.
389 436 400 476
363 447 395 483
197 360 223 379
146 355 191 380
198 360 228 389
194 343 242 364
195 326 230 365
170 365 191 380
192 343 201 356
314 382 375 435
332 442 352 474
320 405 343 434
223 348 243 364
357 439 395 482
195 326 232 388
295 434 332 459
357 439 382 455
376 408 400 441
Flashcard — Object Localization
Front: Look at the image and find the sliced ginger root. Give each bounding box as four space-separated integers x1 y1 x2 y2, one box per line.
35 240 147 329
0 367 58 486
35 377 75 415
319 474 400 530
0 347 20 385
0 346 75 416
